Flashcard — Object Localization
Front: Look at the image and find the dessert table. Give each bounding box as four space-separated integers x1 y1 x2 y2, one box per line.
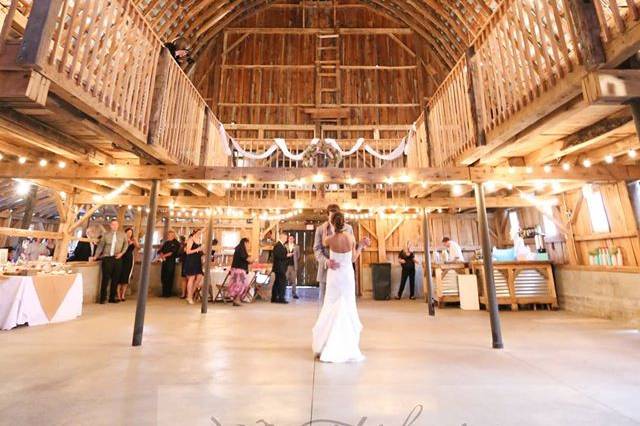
0 273 83 330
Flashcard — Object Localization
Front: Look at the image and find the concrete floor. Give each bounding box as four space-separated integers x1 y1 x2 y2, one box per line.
1 294 639 426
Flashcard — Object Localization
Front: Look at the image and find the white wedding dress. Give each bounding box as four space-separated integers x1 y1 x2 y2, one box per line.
312 250 365 363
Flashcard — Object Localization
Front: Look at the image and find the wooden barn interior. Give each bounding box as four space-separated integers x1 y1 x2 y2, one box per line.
1 0 640 423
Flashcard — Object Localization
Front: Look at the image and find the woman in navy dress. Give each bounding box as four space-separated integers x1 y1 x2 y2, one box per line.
183 229 204 304
117 228 139 302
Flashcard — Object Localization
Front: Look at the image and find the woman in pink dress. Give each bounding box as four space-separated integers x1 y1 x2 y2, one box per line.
227 238 253 306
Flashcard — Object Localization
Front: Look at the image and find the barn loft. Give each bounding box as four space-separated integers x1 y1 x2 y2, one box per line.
1 0 640 423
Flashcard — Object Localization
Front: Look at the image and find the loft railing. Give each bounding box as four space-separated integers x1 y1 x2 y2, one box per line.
594 0 640 42
15 0 225 166
426 57 475 166
419 0 586 167
472 0 581 134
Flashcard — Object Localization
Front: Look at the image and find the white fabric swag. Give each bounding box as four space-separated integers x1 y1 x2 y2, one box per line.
217 126 413 162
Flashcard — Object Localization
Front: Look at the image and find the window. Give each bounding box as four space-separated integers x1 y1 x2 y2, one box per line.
542 205 558 237
582 184 610 233
508 211 520 238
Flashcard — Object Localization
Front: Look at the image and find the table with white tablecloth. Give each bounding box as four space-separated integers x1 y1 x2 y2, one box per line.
0 274 83 330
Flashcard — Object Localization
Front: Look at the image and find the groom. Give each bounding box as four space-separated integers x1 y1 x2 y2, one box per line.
313 204 354 302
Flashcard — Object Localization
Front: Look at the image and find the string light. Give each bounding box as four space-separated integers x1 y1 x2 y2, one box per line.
18 157 27 164
38 159 48 167
207 183 213 191
525 166 533 174
543 165 552 173
451 184 464 196
562 163 571 171
629 149 637 159
508 167 515 174
59 191 66 200
582 159 592 168
58 161 66 169
312 173 324 183
0 153 3 160
420 181 427 188
604 154 614 164
172 180 181 189
223 182 232 189
485 181 497 192
347 178 359 186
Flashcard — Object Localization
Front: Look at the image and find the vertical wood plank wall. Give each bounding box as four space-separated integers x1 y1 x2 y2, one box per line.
190 5 437 138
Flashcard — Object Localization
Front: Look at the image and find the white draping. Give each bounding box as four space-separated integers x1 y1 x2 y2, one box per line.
364 137 407 161
217 125 412 162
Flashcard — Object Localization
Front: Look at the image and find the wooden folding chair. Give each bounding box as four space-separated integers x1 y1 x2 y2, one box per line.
213 270 232 303
249 269 273 302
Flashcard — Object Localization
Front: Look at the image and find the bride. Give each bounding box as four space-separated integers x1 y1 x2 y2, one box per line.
312 211 367 363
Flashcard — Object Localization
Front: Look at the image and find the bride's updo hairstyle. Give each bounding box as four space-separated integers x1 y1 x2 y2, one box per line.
331 212 345 232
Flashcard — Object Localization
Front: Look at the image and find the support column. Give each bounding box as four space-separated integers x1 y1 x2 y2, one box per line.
422 208 435 316
473 182 504 349
14 184 38 250
565 0 606 70
201 213 214 314
132 180 159 347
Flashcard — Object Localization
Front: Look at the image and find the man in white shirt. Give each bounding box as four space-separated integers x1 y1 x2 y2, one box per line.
442 237 465 262
92 220 128 303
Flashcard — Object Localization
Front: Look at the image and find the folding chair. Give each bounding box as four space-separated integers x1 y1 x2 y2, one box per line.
213 270 232 303
249 269 273 302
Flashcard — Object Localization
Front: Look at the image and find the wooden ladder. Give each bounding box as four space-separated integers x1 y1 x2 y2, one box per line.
315 31 341 138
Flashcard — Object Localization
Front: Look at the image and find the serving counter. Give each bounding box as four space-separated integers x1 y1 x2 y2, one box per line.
470 260 557 310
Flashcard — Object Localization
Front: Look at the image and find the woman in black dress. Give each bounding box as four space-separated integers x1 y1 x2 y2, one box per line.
183 229 204 304
117 228 139 302
396 241 416 300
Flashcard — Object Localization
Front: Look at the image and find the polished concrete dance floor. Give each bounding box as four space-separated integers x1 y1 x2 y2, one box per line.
1 295 639 425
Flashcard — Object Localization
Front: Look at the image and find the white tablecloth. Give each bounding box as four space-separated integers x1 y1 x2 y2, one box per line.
0 274 83 330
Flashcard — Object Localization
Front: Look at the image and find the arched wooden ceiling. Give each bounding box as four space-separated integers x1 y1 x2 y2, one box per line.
135 0 497 73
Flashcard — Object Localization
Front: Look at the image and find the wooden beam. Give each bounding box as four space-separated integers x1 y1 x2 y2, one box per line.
583 70 640 104
0 226 62 239
1 165 639 183
565 0 606 70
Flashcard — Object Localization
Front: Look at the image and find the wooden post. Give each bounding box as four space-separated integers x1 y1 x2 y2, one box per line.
54 190 76 262
116 206 127 225
465 47 486 147
132 179 159 347
17 0 63 67
565 0 606 70
375 213 386 261
201 213 214 314
422 208 435 316
474 182 504 349
13 184 38 250
0 209 12 246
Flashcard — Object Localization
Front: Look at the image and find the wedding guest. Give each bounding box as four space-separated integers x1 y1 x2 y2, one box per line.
285 234 300 299
157 230 181 298
92 219 128 304
116 228 139 302
183 229 205 304
396 241 416 300
442 237 464 262
227 238 253 306
68 228 97 262
271 231 289 304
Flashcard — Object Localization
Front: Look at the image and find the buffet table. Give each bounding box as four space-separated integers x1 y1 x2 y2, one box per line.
0 273 83 330
471 261 557 310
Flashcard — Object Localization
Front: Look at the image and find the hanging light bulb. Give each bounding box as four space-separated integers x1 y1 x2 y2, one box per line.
525 166 533 174
562 163 571 171
18 157 27 164
604 154 614 164
16 180 31 196
582 159 592 168
39 159 48 167
58 160 66 169
629 149 637 159
543 165 552 173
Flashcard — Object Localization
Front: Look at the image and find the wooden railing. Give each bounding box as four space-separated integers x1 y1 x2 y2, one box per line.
154 56 206 165
472 0 582 135
427 57 475 166
21 0 161 143
15 0 226 166
594 0 640 43
202 111 230 167
418 0 585 166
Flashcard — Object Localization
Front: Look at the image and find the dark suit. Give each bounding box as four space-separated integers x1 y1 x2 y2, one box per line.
271 241 289 302
68 241 93 262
